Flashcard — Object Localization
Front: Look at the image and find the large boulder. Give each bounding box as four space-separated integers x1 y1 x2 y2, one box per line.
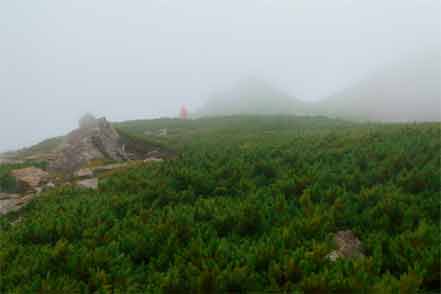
50 115 127 173
10 167 49 192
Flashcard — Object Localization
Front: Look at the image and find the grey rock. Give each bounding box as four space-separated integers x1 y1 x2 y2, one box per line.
326 230 365 262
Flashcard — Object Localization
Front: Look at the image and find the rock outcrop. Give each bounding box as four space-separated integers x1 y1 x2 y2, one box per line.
78 113 98 129
327 230 365 262
50 115 127 173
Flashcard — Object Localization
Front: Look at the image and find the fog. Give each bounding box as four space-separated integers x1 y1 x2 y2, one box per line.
1 0 440 151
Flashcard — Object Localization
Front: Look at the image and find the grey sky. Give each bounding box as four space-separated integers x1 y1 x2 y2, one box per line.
1 0 440 151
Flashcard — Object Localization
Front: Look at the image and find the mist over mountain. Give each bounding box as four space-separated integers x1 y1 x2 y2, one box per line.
197 77 308 117
197 50 440 122
317 50 441 122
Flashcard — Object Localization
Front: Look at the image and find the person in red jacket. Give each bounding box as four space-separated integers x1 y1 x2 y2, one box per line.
180 105 188 120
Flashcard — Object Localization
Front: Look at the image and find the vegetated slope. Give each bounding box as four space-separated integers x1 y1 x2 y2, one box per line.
318 50 441 122
197 77 309 117
0 116 439 293
115 114 345 151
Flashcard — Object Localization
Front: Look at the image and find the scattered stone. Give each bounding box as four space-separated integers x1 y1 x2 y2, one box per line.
0 194 35 215
75 168 94 178
45 182 56 189
326 230 364 262
77 178 98 189
10 167 49 192
144 129 167 136
326 251 341 262
158 128 168 136
144 157 164 163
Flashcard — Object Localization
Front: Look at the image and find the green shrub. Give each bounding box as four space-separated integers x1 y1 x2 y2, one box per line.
0 117 439 293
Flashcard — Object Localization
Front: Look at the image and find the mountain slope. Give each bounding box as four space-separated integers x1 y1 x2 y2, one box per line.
1 117 439 293
197 77 309 117
318 51 441 122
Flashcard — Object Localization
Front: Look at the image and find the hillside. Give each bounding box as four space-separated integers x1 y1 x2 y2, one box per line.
114 114 350 151
1 115 439 293
317 51 441 122
197 78 309 117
